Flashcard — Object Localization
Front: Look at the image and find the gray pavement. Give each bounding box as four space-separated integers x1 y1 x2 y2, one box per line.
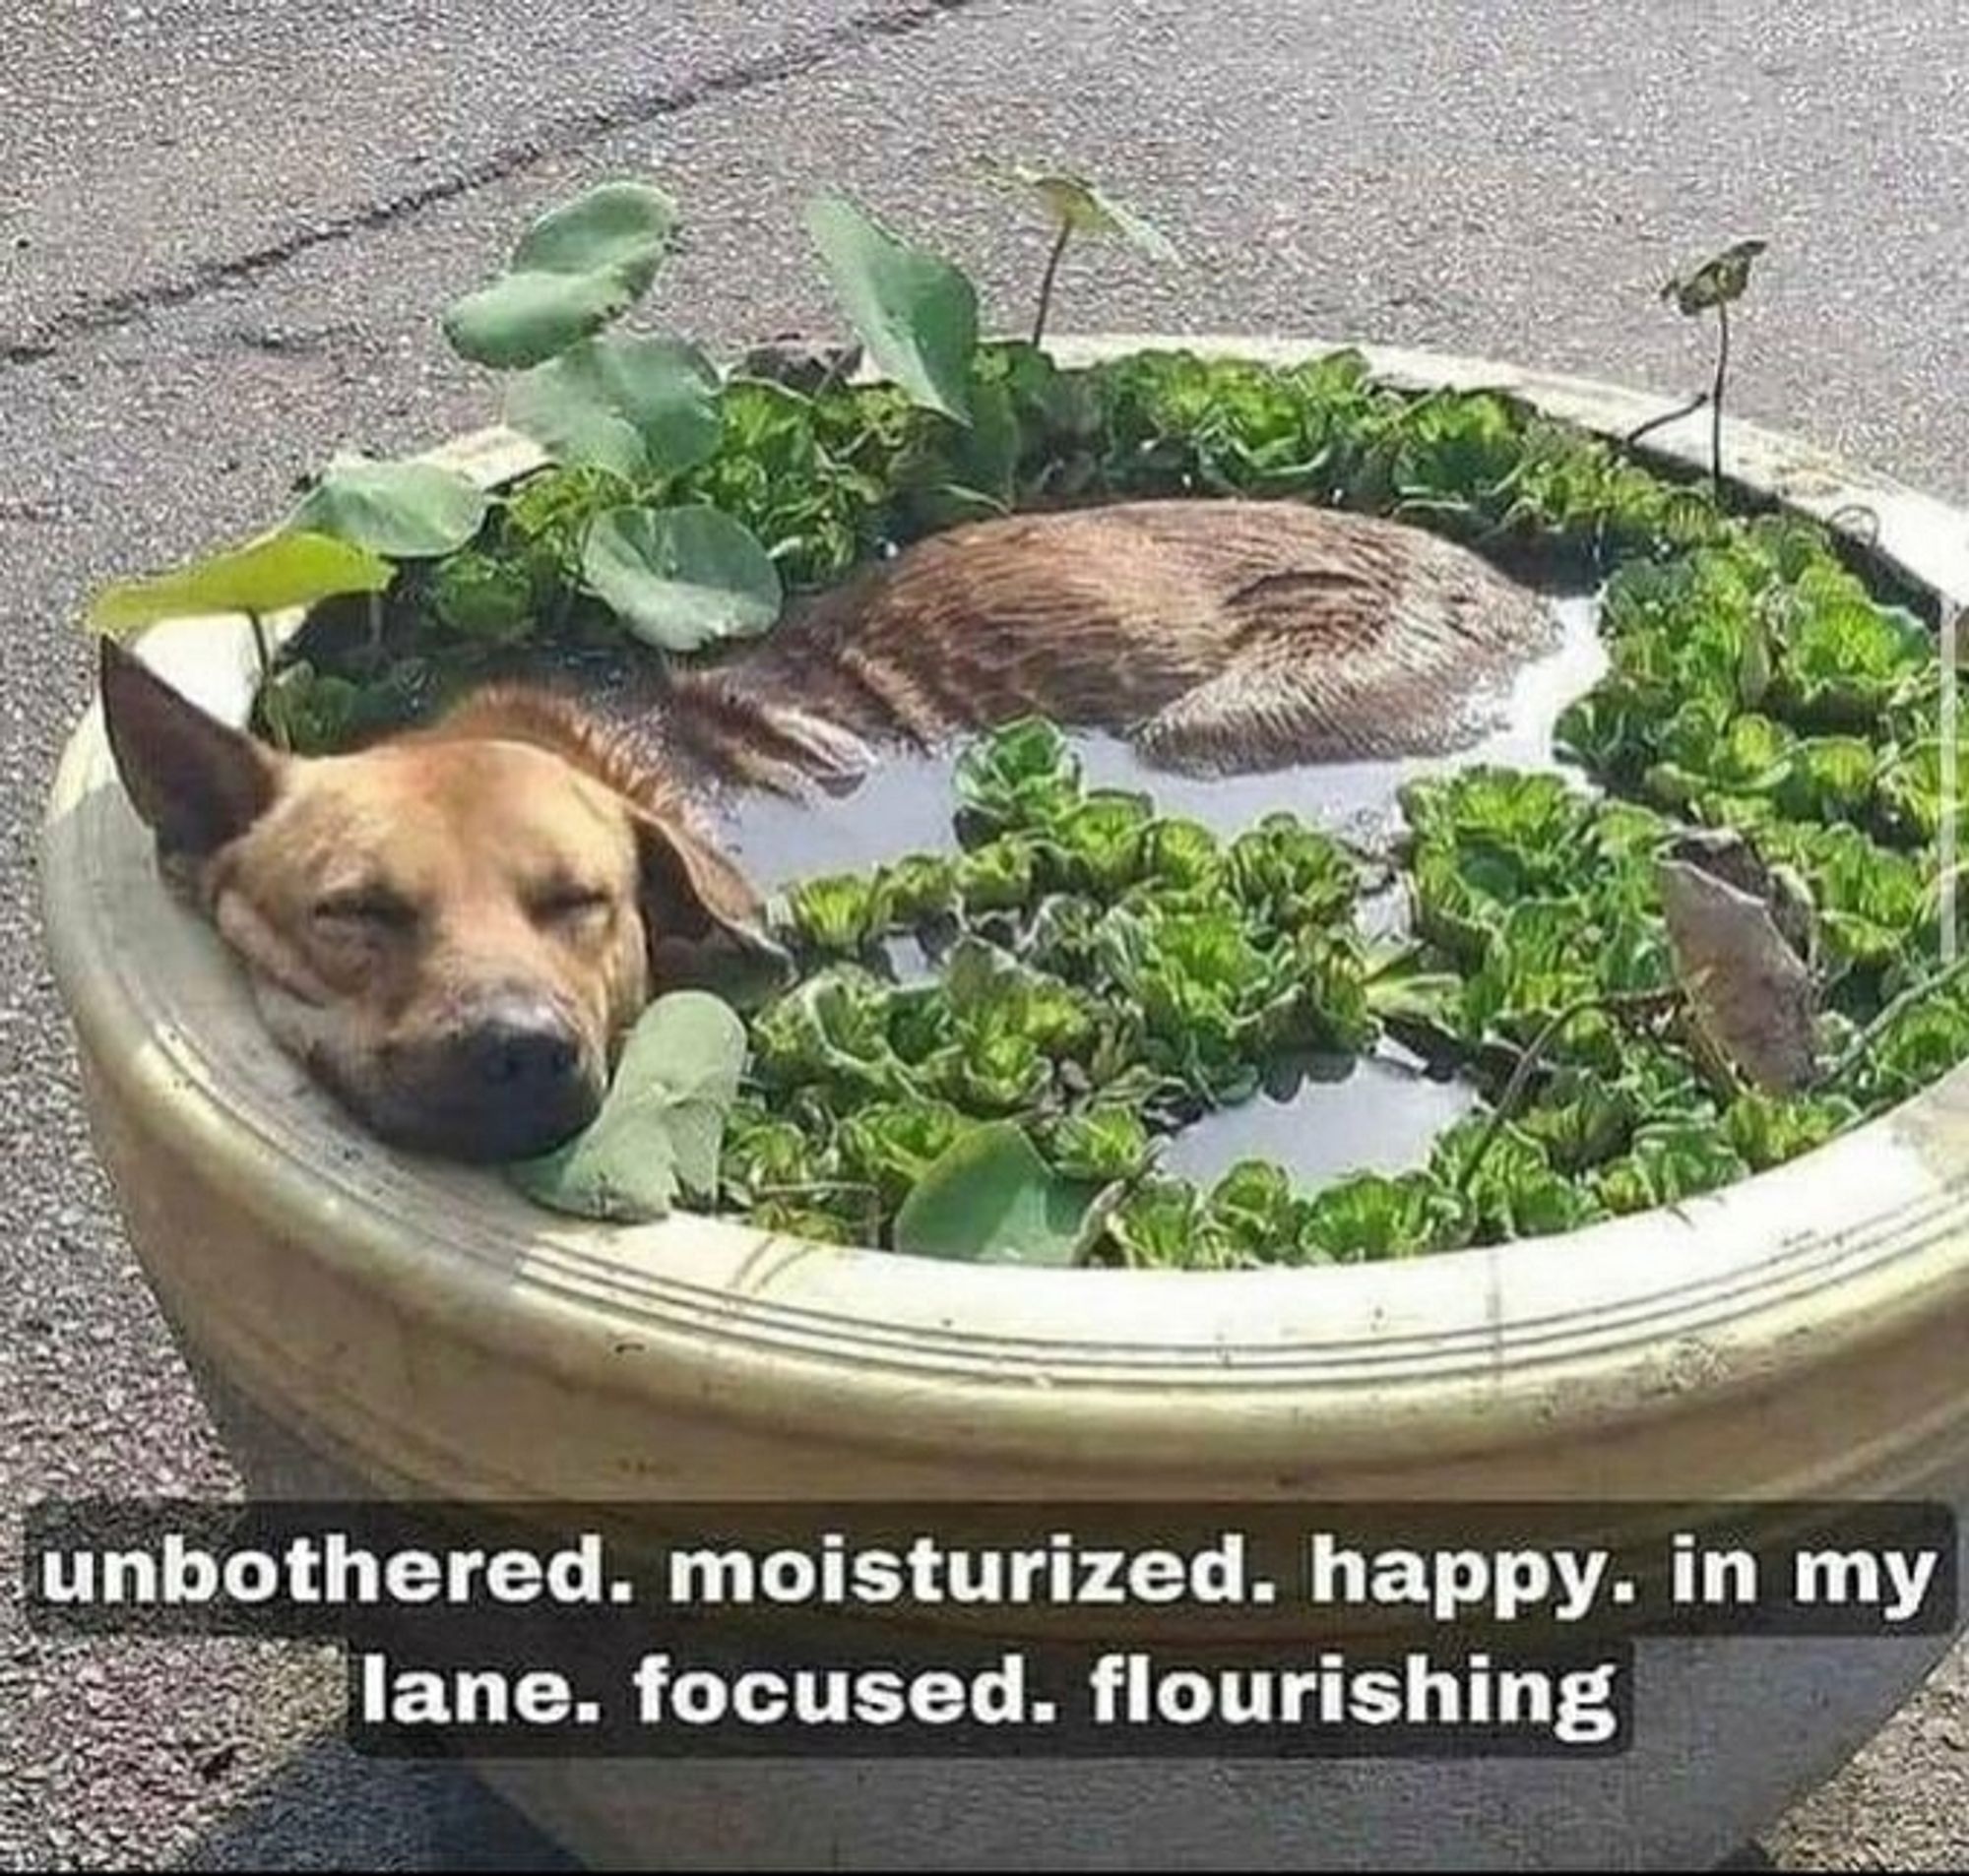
4 0 1969 1865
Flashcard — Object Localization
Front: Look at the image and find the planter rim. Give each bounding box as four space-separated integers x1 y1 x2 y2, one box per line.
41 332 1969 1472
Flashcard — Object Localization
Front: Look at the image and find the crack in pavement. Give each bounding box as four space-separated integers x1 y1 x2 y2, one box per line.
2 0 1005 369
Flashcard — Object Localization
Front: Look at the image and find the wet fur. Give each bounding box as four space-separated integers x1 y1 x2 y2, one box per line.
538 499 1554 800
100 499 1548 1157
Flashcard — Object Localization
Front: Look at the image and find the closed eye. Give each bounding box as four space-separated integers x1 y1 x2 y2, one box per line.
530 883 612 924
311 887 417 932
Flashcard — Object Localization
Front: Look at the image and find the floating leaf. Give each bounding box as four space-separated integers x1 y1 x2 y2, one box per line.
805 193 978 423
256 659 362 755
89 530 392 636
1600 1120 1748 1210
1205 1158 1300 1260
785 872 891 955
288 458 489 559
1364 947 1462 1029
892 1121 1096 1264
878 852 958 925
953 716 1084 841
428 549 537 644
1657 856 1817 1094
581 504 783 652
1297 1170 1472 1263
979 160 1177 261
838 1100 973 1211
1723 1089 1860 1171
506 335 723 480
507 991 746 1222
955 837 1039 915
1661 238 1768 316
443 180 678 369
1042 1104 1153 1182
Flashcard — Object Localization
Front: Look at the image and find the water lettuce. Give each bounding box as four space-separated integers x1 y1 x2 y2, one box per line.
238 302 1956 1264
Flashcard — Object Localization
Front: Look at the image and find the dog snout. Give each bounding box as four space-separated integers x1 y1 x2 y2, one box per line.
399 994 602 1161
459 1007 583 1094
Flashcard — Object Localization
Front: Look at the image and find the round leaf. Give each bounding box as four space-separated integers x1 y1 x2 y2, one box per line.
892 1121 1097 1265
805 193 978 424
507 991 746 1221
89 530 392 637
506 335 723 480
443 180 678 369
581 505 783 653
981 161 1178 261
288 458 489 559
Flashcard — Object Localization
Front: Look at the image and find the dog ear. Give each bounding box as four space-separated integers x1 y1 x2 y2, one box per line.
632 808 792 1007
97 638 281 860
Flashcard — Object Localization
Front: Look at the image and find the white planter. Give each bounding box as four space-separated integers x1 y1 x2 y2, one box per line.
40 338 1969 1869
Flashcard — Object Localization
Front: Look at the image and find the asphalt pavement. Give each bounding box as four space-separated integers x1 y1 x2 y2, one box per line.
5 1 1969 1865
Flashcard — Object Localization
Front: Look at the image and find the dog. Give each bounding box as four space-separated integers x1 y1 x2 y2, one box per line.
99 499 1549 1160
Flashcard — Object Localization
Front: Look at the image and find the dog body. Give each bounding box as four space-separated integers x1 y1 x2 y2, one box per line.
99 499 1549 1159
603 499 1550 797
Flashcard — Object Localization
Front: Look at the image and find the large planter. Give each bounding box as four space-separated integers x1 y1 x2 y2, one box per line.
40 337 1969 1869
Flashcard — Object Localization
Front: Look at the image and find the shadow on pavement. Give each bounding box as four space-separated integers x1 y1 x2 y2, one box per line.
174 1732 580 1872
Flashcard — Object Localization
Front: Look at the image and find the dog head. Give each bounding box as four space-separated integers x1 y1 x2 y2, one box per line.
98 640 785 1161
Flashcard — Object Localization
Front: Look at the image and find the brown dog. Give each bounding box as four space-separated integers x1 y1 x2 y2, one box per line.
99 499 1547 1159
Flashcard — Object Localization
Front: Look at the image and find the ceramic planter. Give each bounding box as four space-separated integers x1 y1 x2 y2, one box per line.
40 339 1969 1868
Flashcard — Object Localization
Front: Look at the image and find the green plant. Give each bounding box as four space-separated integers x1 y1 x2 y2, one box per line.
89 530 394 750
805 193 980 424
79 178 1967 1267
977 161 1176 345
892 1122 1101 1264
506 991 747 1221
1634 237 1768 490
442 180 680 369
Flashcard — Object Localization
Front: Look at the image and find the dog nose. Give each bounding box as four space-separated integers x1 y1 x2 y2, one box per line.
429 999 599 1159
460 1013 581 1094
367 999 603 1160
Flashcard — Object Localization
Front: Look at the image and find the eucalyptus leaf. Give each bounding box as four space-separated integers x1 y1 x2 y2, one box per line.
507 991 746 1222
443 180 678 369
805 193 978 424
89 530 392 636
506 335 723 480
581 504 783 652
892 1121 1096 1264
289 458 489 559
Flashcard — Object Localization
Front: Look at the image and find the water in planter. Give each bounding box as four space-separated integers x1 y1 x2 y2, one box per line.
712 590 1605 1191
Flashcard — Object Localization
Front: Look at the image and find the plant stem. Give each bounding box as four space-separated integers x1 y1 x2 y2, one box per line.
1031 219 1073 347
246 609 290 752
811 344 859 400
1455 986 1682 1197
1710 299 1731 492
749 1177 880 1201
1824 950 1969 1088
247 608 272 687
1623 389 1711 452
